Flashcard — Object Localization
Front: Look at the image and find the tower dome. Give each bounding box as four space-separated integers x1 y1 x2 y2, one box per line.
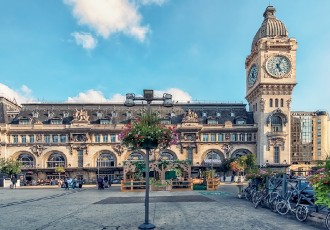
251 6 288 50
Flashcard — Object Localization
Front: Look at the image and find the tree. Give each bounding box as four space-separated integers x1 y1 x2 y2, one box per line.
0 158 21 176
219 158 233 176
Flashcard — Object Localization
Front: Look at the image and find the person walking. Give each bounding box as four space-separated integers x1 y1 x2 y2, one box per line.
72 177 77 189
64 177 69 190
97 176 104 189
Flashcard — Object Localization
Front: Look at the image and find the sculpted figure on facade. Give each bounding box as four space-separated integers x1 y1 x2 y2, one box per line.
74 109 89 122
30 145 46 157
182 109 198 122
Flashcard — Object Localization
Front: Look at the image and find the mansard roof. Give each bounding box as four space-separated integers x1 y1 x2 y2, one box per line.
7 102 254 125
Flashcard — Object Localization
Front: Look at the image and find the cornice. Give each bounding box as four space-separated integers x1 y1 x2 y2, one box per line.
246 83 296 103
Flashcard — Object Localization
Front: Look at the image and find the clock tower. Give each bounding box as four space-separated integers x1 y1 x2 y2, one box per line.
245 6 298 167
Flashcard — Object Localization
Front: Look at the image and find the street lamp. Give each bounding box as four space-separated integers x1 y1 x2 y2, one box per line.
124 89 173 230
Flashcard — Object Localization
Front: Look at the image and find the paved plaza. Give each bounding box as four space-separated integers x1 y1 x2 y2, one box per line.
0 184 325 230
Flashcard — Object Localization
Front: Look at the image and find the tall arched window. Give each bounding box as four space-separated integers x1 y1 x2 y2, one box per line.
280 99 284 107
270 99 273 107
97 152 115 167
18 153 34 168
159 151 175 161
203 151 222 166
47 153 65 168
271 116 283 132
128 152 144 161
275 99 279 107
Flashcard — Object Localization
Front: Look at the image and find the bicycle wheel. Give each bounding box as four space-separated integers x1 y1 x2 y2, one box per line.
295 205 308 222
325 212 330 230
253 193 262 208
276 201 289 215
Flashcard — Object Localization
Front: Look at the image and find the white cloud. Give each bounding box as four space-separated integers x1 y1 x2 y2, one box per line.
140 0 167 6
66 88 191 103
154 88 192 103
0 83 35 104
64 0 150 42
66 90 108 103
71 32 97 50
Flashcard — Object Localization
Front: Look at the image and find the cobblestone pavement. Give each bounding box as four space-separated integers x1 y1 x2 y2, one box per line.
0 184 325 230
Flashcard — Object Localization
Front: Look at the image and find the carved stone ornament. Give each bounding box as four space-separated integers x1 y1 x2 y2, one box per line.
70 144 88 155
30 145 46 157
73 109 89 122
267 137 285 151
221 144 233 158
286 98 292 109
113 144 125 156
184 134 196 141
71 134 88 142
182 109 198 123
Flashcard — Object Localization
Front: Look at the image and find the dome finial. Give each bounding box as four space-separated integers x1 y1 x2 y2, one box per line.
263 6 276 19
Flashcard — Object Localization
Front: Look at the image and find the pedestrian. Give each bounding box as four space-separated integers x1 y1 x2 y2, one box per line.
64 177 69 190
72 177 77 189
97 176 104 189
11 175 17 189
78 177 83 191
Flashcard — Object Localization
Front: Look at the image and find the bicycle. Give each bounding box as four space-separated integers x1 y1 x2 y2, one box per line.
276 190 309 222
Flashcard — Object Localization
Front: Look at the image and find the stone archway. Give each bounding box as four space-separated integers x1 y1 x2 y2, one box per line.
231 149 253 159
201 149 225 167
94 150 117 167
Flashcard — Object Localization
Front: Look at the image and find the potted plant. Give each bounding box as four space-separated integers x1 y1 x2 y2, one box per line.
119 113 178 150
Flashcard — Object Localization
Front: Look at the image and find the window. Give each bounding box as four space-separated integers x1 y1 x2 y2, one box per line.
271 116 282 132
103 134 109 142
95 134 100 143
110 134 116 142
236 119 246 125
47 153 65 168
216 112 221 117
275 99 279 107
280 99 284 107
231 134 236 141
207 120 217 125
60 135 67 143
317 132 321 136
247 133 252 141
160 151 175 161
231 112 235 117
202 112 207 117
77 150 83 167
21 135 26 143
53 135 58 143
29 135 34 143
218 134 223 142
128 152 144 161
19 118 30 125
97 152 115 167
50 119 62 125
240 134 245 142
202 134 209 142
13 135 18 143
210 134 216 142
18 153 34 168
100 119 110 125
270 99 273 107
44 135 50 143
274 147 280 163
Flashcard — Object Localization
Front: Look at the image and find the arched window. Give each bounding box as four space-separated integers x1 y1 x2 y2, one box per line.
271 116 282 132
159 151 175 161
18 153 34 168
275 99 279 107
47 153 65 168
280 99 284 107
97 152 115 167
270 99 273 107
203 151 222 166
128 152 144 161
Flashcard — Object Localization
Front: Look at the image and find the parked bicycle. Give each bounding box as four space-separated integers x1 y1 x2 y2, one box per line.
276 190 309 222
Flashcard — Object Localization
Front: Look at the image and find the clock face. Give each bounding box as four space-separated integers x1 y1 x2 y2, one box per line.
248 64 258 87
266 55 291 78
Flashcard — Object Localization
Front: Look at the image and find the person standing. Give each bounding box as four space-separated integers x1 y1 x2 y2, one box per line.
72 177 77 189
64 177 69 190
78 177 83 191
11 175 17 189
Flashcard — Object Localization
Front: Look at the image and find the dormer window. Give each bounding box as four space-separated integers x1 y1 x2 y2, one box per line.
32 111 39 118
126 111 132 119
216 112 221 117
50 119 62 125
112 111 117 117
160 119 171 125
202 112 207 117
231 112 235 117
48 111 54 118
236 119 246 125
100 119 111 125
19 118 30 125
63 111 69 118
96 112 103 119
171 112 175 117
207 119 218 125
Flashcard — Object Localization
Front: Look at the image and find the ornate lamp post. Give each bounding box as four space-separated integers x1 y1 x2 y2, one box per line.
124 89 173 230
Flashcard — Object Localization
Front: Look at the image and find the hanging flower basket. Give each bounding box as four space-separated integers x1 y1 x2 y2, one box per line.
119 113 178 150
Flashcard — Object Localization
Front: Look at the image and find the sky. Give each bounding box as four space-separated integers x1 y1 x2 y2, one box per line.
0 0 329 112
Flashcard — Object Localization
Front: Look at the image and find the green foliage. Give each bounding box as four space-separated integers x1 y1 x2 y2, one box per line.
219 158 233 173
204 170 216 179
0 158 21 175
119 113 178 150
309 164 330 208
245 154 257 170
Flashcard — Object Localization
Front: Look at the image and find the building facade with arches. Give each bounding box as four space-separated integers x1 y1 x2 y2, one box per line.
0 6 329 182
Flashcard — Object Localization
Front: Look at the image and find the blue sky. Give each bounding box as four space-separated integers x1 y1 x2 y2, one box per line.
0 0 329 111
